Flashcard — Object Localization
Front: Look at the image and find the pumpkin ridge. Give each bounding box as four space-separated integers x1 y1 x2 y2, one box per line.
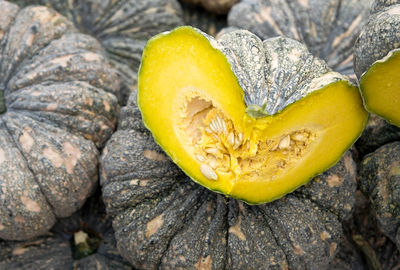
3 113 98 216
5 85 118 148
6 34 120 97
158 190 215 269
115 181 203 269
103 176 182 216
293 187 342 221
0 117 56 214
253 205 289 265
7 97 115 128
5 106 106 149
255 201 301 266
89 0 133 35
1 7 76 86
261 196 340 267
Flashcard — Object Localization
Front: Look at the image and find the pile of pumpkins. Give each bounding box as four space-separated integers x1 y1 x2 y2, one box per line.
0 0 399 269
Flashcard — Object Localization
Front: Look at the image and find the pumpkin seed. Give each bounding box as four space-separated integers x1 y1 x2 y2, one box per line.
279 135 291 149
200 164 218 180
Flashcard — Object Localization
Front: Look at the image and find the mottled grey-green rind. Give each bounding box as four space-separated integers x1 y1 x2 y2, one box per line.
359 142 400 250
100 92 357 269
181 0 238 14
0 236 73 269
11 0 184 104
0 91 5 114
181 1 227 37
202 29 345 116
0 191 132 270
354 2 400 78
0 234 132 270
356 114 400 157
372 0 400 13
227 0 372 77
0 1 119 241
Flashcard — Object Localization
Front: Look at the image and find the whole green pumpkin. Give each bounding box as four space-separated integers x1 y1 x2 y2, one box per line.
0 0 119 241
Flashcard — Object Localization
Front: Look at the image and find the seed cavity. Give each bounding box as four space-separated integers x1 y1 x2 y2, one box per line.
184 96 316 182
200 164 218 180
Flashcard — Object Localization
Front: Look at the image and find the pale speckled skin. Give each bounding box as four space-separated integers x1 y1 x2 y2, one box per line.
11 0 184 104
205 29 345 116
359 142 400 250
354 0 400 78
101 93 357 269
0 1 119 240
227 0 372 77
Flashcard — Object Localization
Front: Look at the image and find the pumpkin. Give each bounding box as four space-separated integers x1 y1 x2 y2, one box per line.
11 0 184 104
354 0 400 127
101 81 360 270
359 142 400 250
227 0 372 77
181 1 227 36
0 190 132 269
0 1 119 241
356 114 400 157
329 189 400 270
137 26 367 204
181 0 238 14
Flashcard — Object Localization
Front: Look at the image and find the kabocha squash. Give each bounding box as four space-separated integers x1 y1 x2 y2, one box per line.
227 0 372 77
138 26 367 204
359 142 400 250
181 1 227 36
101 90 359 269
0 190 131 269
0 1 119 240
354 0 400 127
355 114 400 156
11 0 184 104
181 0 238 14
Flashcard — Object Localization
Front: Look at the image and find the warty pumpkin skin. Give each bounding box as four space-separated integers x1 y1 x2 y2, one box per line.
181 1 227 37
355 114 400 157
359 142 400 250
11 0 184 104
101 89 359 269
354 0 400 127
0 1 119 241
227 0 372 77
181 0 239 14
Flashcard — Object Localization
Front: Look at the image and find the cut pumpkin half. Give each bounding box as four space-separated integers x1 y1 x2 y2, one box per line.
360 49 400 127
138 26 368 204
